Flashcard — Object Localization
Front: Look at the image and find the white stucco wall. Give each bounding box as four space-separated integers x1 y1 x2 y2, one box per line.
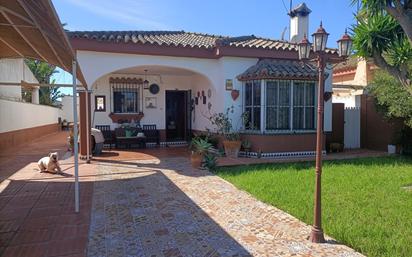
0 58 38 101
90 73 216 131
218 57 259 131
0 99 60 133
76 50 333 134
60 95 79 122
324 64 333 132
332 94 361 108
77 51 221 89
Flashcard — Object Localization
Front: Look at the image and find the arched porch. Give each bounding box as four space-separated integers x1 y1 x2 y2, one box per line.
78 64 219 156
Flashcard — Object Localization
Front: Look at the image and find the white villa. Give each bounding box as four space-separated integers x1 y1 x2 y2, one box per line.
69 3 336 156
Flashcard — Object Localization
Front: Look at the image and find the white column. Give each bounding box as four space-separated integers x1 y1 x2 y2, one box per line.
31 86 39 104
72 59 80 213
86 90 90 162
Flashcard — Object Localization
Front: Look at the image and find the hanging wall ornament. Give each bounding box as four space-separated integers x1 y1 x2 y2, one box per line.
324 92 333 102
231 89 240 101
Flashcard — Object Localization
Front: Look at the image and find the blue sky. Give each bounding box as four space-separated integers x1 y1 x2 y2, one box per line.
52 0 358 94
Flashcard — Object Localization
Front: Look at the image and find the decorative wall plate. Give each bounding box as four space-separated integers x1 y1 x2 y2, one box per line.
149 83 160 94
231 89 240 101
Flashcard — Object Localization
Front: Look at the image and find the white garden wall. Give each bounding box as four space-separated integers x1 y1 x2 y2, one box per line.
60 95 79 122
0 58 38 101
0 99 60 133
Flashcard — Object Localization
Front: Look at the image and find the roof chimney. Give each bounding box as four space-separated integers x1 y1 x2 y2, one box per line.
288 2 311 43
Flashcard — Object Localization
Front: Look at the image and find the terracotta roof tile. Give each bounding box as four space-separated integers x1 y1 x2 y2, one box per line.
237 59 318 81
68 30 337 55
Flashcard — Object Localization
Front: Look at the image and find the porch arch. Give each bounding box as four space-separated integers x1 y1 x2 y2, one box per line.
75 51 220 89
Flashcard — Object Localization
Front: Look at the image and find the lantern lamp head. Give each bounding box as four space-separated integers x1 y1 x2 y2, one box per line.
298 34 311 60
143 69 150 89
312 21 329 52
337 29 352 57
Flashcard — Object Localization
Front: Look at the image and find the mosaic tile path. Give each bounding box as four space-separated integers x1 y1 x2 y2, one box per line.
87 157 364 257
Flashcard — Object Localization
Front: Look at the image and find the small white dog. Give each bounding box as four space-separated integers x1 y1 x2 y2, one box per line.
38 152 62 174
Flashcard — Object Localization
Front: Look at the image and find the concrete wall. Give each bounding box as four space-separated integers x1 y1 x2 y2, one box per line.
0 99 60 133
76 50 333 146
333 94 361 108
0 58 38 101
90 73 216 131
60 95 79 122
360 95 402 151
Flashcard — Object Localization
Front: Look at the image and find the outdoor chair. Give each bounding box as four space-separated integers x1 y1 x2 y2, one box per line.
95 125 115 150
142 124 160 146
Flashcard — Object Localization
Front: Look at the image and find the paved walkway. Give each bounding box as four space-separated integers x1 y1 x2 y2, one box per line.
0 132 365 257
87 157 363 257
0 132 94 257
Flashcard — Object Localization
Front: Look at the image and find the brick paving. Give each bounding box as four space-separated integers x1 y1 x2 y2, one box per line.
0 132 94 257
0 132 366 257
87 155 364 257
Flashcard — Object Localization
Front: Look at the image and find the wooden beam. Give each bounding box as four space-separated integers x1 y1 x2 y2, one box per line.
0 81 83 88
0 6 35 25
0 10 49 63
17 0 68 71
0 22 37 28
0 36 24 57
17 0 66 49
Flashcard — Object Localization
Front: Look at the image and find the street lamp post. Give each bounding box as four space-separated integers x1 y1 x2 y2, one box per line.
298 23 352 243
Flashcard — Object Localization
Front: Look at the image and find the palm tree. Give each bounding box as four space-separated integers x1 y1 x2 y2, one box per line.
25 59 61 105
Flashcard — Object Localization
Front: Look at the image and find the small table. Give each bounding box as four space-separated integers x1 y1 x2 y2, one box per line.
116 136 146 149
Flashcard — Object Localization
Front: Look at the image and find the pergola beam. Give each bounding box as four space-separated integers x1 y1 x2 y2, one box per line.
1 10 49 62
0 36 24 57
0 6 35 26
0 81 83 88
17 0 68 71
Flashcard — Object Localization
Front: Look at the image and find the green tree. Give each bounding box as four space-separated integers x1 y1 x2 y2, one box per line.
368 70 412 127
25 59 61 105
352 0 412 89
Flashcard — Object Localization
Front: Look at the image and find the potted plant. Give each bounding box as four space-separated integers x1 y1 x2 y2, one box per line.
242 140 252 156
190 137 212 168
208 106 243 158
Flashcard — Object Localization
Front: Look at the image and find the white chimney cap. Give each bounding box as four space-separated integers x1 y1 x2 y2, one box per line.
288 2 312 17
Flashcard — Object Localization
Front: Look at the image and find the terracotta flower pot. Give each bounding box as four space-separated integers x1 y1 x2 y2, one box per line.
223 140 242 158
191 152 204 168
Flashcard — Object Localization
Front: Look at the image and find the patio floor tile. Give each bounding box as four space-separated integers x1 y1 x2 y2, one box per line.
85 152 365 257
2 243 49 257
0 132 370 257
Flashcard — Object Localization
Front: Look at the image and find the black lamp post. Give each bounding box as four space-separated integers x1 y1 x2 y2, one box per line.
298 23 352 243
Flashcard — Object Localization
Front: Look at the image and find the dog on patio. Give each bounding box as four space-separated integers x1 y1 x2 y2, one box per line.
38 152 62 174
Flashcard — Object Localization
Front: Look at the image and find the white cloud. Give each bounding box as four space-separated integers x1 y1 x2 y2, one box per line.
62 0 172 30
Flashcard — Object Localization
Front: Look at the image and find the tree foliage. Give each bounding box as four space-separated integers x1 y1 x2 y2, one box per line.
368 70 412 127
25 59 61 105
352 0 412 89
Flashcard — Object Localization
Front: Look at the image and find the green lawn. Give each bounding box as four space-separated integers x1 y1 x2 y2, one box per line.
216 157 412 257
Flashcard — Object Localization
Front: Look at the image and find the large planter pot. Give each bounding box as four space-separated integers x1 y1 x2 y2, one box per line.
191 152 204 168
223 140 242 158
